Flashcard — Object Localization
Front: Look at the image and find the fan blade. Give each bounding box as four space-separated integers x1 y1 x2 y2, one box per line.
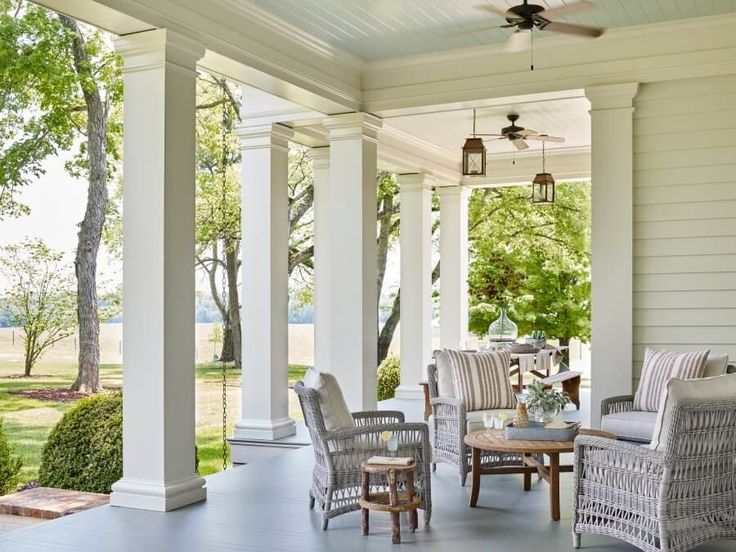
517 129 538 137
543 21 603 37
474 133 506 137
526 134 566 143
512 139 529 151
504 30 531 52
541 0 595 20
474 3 509 18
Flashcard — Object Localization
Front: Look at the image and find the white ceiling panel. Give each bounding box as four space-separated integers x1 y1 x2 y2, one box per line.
244 0 736 60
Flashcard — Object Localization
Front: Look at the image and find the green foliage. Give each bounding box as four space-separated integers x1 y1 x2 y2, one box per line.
0 239 77 375
0 418 22 495
39 393 122 493
377 355 401 401
467 183 591 342
526 380 570 415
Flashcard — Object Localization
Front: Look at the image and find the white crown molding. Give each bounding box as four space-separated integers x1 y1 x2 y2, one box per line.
114 28 204 73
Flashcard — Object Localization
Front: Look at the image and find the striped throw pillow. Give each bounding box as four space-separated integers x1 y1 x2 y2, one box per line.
446 349 515 411
633 348 709 412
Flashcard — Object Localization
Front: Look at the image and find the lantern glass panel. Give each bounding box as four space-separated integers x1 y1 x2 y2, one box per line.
462 138 486 176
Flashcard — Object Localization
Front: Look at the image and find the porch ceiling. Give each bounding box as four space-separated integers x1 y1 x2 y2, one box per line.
245 0 736 61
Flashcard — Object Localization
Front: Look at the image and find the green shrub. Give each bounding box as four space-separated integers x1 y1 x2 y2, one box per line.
39 393 123 493
377 356 401 401
0 418 22 495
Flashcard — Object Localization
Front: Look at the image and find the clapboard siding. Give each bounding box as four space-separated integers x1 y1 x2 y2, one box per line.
634 254 736 274
632 75 736 376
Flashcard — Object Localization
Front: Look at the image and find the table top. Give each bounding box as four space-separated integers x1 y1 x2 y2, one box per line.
463 428 616 454
361 459 416 474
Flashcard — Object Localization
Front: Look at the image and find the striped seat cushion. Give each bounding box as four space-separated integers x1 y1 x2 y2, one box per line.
445 349 515 411
633 349 709 412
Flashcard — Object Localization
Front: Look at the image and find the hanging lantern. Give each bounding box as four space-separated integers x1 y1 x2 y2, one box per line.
462 109 487 176
531 142 555 204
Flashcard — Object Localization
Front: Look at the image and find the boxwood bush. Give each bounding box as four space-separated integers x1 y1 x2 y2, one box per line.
0 418 22 495
39 393 123 494
377 355 401 401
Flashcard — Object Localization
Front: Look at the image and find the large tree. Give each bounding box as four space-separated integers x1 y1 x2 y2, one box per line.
1 3 121 392
0 239 77 376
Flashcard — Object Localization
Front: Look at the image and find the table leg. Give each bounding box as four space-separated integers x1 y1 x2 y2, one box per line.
523 454 531 491
518 367 523 391
361 471 370 535
406 468 418 532
469 447 481 507
549 453 560 521
388 469 401 544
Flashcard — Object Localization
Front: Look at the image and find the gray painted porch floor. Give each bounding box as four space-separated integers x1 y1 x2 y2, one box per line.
1 392 732 551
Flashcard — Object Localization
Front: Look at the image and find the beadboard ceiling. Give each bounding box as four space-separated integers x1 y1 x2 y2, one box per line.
387 95 591 159
245 0 736 61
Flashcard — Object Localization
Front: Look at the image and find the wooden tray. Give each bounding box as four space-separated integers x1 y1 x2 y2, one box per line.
505 421 580 441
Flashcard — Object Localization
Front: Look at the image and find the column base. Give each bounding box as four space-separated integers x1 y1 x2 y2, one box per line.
234 417 297 441
394 384 425 401
110 475 206 512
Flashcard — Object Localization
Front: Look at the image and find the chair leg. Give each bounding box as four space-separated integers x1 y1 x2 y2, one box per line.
460 470 467 486
308 491 315 510
572 532 580 549
322 517 329 531
431 462 437 473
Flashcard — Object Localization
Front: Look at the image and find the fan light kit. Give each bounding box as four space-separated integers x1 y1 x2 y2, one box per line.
462 110 562 203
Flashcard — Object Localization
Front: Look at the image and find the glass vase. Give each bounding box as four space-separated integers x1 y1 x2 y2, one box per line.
488 308 518 343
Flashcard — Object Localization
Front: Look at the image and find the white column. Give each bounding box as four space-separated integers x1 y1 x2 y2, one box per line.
111 29 205 512
234 122 296 440
585 83 639 427
437 185 470 350
395 173 435 399
310 147 331 374
323 113 382 411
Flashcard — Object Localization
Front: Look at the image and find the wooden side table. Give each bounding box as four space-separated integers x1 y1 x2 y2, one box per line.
359 460 421 544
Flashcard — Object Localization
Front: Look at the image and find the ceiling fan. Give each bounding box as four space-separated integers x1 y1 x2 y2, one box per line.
476 0 604 53
475 112 565 151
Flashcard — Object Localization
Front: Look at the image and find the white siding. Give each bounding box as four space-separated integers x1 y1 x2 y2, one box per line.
633 75 736 381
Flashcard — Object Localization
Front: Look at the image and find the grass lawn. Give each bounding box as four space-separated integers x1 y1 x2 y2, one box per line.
0 359 311 486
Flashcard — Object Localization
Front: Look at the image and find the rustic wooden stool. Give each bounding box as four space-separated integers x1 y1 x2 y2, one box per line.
359 460 421 544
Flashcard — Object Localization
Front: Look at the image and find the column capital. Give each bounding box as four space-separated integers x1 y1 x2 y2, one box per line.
323 113 382 143
397 173 436 191
309 147 330 170
585 82 639 111
114 29 204 74
436 184 470 199
235 123 294 152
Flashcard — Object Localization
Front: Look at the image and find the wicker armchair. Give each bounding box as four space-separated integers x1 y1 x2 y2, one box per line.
427 362 525 486
294 381 432 530
574 378 736 552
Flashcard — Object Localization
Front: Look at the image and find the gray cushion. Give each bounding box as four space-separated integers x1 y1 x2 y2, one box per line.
649 373 736 451
303 369 355 432
703 353 729 378
434 350 455 398
600 410 658 443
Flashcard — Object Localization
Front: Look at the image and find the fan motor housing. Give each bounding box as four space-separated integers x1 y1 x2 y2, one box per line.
506 2 545 28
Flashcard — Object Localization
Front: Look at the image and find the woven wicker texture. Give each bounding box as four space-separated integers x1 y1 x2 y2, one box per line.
574 397 736 552
294 381 432 530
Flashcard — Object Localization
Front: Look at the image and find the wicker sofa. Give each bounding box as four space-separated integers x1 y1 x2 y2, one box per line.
600 354 734 443
427 350 524 486
574 373 736 552
294 378 432 530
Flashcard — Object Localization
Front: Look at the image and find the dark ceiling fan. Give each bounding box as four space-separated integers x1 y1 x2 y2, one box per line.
475 112 565 151
476 0 604 53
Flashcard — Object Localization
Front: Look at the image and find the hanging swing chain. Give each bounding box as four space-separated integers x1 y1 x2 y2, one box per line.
220 88 230 472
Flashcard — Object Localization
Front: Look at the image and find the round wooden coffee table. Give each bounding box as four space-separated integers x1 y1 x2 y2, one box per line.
463 428 616 521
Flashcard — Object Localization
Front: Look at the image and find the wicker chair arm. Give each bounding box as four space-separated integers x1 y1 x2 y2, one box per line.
575 435 666 474
600 394 636 416
430 396 464 412
323 422 429 444
352 410 405 426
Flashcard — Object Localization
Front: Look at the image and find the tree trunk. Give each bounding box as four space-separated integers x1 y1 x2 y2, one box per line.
376 194 394 298
225 241 241 370
377 260 441 366
60 15 106 393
